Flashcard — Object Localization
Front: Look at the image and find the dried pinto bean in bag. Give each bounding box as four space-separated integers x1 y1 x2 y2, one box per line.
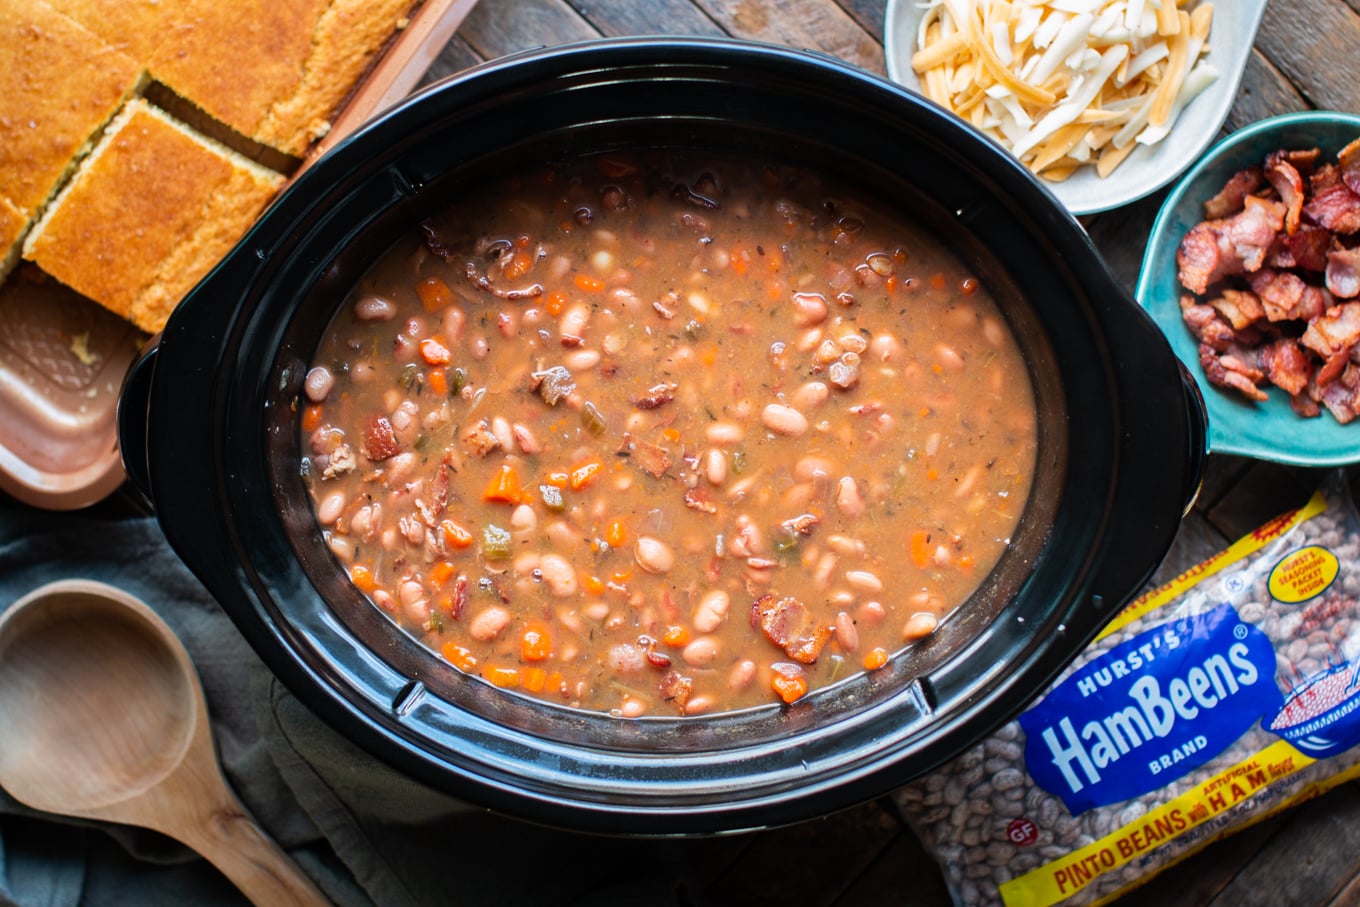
896 472 1360 906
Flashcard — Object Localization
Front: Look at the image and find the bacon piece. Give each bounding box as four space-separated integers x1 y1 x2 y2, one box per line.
1177 197 1286 294
1266 151 1306 235
1202 166 1263 219
1326 244 1360 298
1316 363 1360 423
1291 391 1322 418
1269 224 1333 272
1304 165 1360 234
1247 269 1312 322
753 594 832 664
1302 301 1360 360
617 432 672 478
1207 288 1265 330
449 574 468 619
459 418 500 457
781 513 820 537
363 415 401 461
1340 137 1360 196
1198 344 1268 402
1261 338 1313 395
683 488 717 513
633 383 677 409
531 365 576 406
659 671 693 707
1180 294 1236 350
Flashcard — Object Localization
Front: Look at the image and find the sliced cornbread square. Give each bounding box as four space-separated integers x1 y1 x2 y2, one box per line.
149 0 415 156
0 197 27 285
40 0 186 62
0 0 142 218
23 99 283 333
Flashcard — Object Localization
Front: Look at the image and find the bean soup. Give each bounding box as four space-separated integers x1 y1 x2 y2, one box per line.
300 151 1038 716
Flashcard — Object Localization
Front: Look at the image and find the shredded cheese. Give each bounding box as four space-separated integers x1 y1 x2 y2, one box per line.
911 0 1217 182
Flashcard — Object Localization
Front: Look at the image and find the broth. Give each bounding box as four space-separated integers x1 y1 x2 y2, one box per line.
299 151 1038 716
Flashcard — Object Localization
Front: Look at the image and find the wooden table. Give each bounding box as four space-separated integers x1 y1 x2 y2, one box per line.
419 1 1360 905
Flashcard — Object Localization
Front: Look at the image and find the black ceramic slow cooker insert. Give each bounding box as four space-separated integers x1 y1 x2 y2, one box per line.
119 38 1207 835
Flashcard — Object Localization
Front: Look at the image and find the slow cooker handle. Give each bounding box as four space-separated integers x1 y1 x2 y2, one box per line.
1177 361 1209 516
116 339 159 508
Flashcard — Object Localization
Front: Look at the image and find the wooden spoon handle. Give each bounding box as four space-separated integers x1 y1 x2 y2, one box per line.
182 804 331 907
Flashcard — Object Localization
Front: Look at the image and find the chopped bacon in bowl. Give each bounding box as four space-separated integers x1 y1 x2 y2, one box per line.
1175 136 1360 423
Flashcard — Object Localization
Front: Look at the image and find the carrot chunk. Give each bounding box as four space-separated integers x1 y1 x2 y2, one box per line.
416 276 454 312
483 464 523 503
427 369 448 397
909 530 931 568
441 643 478 672
521 622 552 662
350 564 378 594
440 519 475 549
301 404 324 433
771 666 808 704
483 666 520 688
429 561 456 587
863 647 890 671
568 458 603 490
605 518 628 548
420 336 451 365
573 273 604 292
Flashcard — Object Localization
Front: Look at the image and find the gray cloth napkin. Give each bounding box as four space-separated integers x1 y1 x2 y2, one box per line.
0 493 701 907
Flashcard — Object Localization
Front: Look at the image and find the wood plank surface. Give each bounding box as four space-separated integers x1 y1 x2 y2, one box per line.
427 2 1360 904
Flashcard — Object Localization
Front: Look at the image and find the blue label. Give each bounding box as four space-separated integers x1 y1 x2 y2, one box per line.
1019 603 1282 814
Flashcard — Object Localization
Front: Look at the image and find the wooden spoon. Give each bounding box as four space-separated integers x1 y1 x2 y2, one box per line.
0 579 329 906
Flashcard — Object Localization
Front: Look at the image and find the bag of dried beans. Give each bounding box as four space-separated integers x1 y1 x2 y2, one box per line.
895 472 1360 906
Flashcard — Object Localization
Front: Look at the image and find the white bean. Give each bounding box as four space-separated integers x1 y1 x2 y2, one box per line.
705 421 745 445
836 476 866 517
316 491 346 526
565 348 601 370
634 536 675 574
304 366 334 402
762 403 808 436
846 570 883 594
791 292 828 327
729 660 757 691
705 448 727 485
510 504 537 533
792 381 830 411
693 590 731 633
560 304 590 342
354 295 395 321
904 611 940 640
682 636 720 667
469 606 511 641
835 611 859 652
538 553 578 597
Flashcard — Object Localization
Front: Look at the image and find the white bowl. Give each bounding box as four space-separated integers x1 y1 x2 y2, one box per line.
883 0 1269 215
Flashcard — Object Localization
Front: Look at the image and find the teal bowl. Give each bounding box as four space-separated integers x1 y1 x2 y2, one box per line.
1136 111 1360 466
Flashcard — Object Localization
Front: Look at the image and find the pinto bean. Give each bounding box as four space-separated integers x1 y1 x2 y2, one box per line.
693 590 731 633
846 570 884 594
354 294 396 321
469 606 511 641
634 536 675 574
304 366 334 402
705 421 745 445
836 476 866 517
729 659 757 691
762 403 809 436
682 636 720 667
835 611 859 652
538 553 578 596
316 491 346 526
792 381 830 410
791 292 828 327
560 304 590 344
904 611 940 641
705 448 728 485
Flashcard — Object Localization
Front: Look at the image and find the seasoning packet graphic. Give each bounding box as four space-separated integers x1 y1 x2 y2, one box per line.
896 472 1360 907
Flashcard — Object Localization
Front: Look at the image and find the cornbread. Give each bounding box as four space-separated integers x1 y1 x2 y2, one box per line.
39 0 185 61
149 0 417 156
23 99 283 333
0 0 141 220
0 198 26 285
